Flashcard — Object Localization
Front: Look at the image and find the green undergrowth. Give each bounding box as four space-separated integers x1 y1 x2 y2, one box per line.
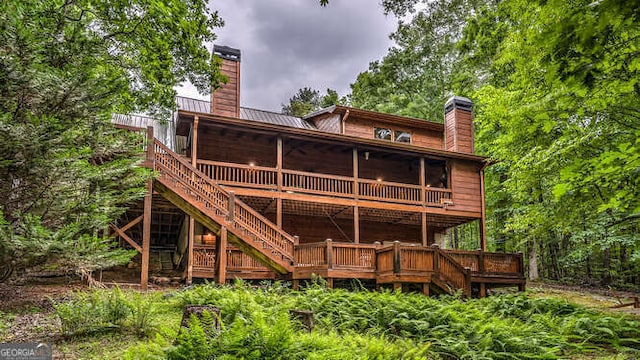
52 281 640 359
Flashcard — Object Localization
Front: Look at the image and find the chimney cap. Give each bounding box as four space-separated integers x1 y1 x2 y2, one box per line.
213 45 241 61
445 96 473 113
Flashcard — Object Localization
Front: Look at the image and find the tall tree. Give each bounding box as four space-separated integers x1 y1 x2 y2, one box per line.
281 87 342 117
0 0 224 280
350 0 486 122
464 0 640 283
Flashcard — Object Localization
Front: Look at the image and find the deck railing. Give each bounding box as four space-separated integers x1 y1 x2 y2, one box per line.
195 159 452 207
436 249 470 293
295 240 377 272
425 187 452 206
226 247 272 272
283 170 354 197
376 242 471 296
193 245 216 271
445 250 523 276
359 179 422 204
197 160 277 188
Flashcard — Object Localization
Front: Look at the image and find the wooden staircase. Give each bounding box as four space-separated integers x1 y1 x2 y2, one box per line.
152 139 295 274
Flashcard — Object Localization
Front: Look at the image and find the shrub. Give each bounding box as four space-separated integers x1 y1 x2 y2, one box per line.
53 286 157 337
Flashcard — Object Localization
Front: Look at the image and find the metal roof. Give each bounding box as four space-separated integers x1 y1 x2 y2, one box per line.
176 96 316 130
111 113 176 151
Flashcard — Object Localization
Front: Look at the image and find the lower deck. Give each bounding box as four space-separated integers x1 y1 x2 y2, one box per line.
192 240 525 297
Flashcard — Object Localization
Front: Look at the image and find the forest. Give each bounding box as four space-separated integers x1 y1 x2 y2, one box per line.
294 0 640 288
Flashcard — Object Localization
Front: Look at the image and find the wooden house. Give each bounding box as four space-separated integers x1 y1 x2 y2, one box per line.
112 45 525 297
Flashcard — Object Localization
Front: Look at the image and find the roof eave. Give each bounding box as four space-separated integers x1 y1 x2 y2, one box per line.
177 109 487 162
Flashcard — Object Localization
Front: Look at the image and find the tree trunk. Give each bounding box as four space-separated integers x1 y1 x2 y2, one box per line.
528 238 539 281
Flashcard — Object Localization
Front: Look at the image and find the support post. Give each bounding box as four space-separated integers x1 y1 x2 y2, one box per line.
141 180 152 289
422 283 430 296
277 136 283 191
420 157 425 205
353 206 359 243
432 244 440 272
191 116 199 167
141 126 154 290
187 216 195 285
479 282 486 298
217 227 227 284
518 282 526 292
421 212 428 246
276 136 283 229
465 268 472 298
352 148 359 199
326 239 333 269
479 167 487 251
393 241 401 274
277 198 282 229
228 191 235 224
478 250 485 274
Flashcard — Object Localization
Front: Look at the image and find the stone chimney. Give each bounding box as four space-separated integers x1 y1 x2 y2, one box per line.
444 96 474 154
211 45 241 118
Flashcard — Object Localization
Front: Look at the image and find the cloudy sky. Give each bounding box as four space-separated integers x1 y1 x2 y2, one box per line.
177 0 398 112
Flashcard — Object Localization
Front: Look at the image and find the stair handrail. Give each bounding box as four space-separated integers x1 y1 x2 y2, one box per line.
152 139 295 260
433 245 471 297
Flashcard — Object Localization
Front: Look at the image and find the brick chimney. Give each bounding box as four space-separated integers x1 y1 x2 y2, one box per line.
211 45 241 118
444 96 474 154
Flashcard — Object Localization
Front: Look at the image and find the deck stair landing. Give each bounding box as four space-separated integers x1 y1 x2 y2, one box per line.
152 139 295 274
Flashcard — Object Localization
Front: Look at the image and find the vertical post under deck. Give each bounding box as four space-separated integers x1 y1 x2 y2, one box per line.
187 116 199 285
217 227 228 284
479 282 486 298
421 212 428 246
479 167 487 251
353 207 359 243
141 126 154 290
141 179 152 290
187 216 194 285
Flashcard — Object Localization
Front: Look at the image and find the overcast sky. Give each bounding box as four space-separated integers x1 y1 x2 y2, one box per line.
177 0 398 112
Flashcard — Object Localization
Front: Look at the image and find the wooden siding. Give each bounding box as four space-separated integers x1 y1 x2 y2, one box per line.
445 108 473 154
344 117 443 150
211 59 240 118
343 117 372 138
282 140 352 177
195 128 277 167
412 129 444 149
450 160 482 213
358 153 420 185
311 113 341 133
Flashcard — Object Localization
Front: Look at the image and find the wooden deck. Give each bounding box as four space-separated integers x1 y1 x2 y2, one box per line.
193 239 524 297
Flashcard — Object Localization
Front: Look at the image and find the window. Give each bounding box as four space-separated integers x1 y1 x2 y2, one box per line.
374 127 392 140
374 126 412 144
394 130 411 143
